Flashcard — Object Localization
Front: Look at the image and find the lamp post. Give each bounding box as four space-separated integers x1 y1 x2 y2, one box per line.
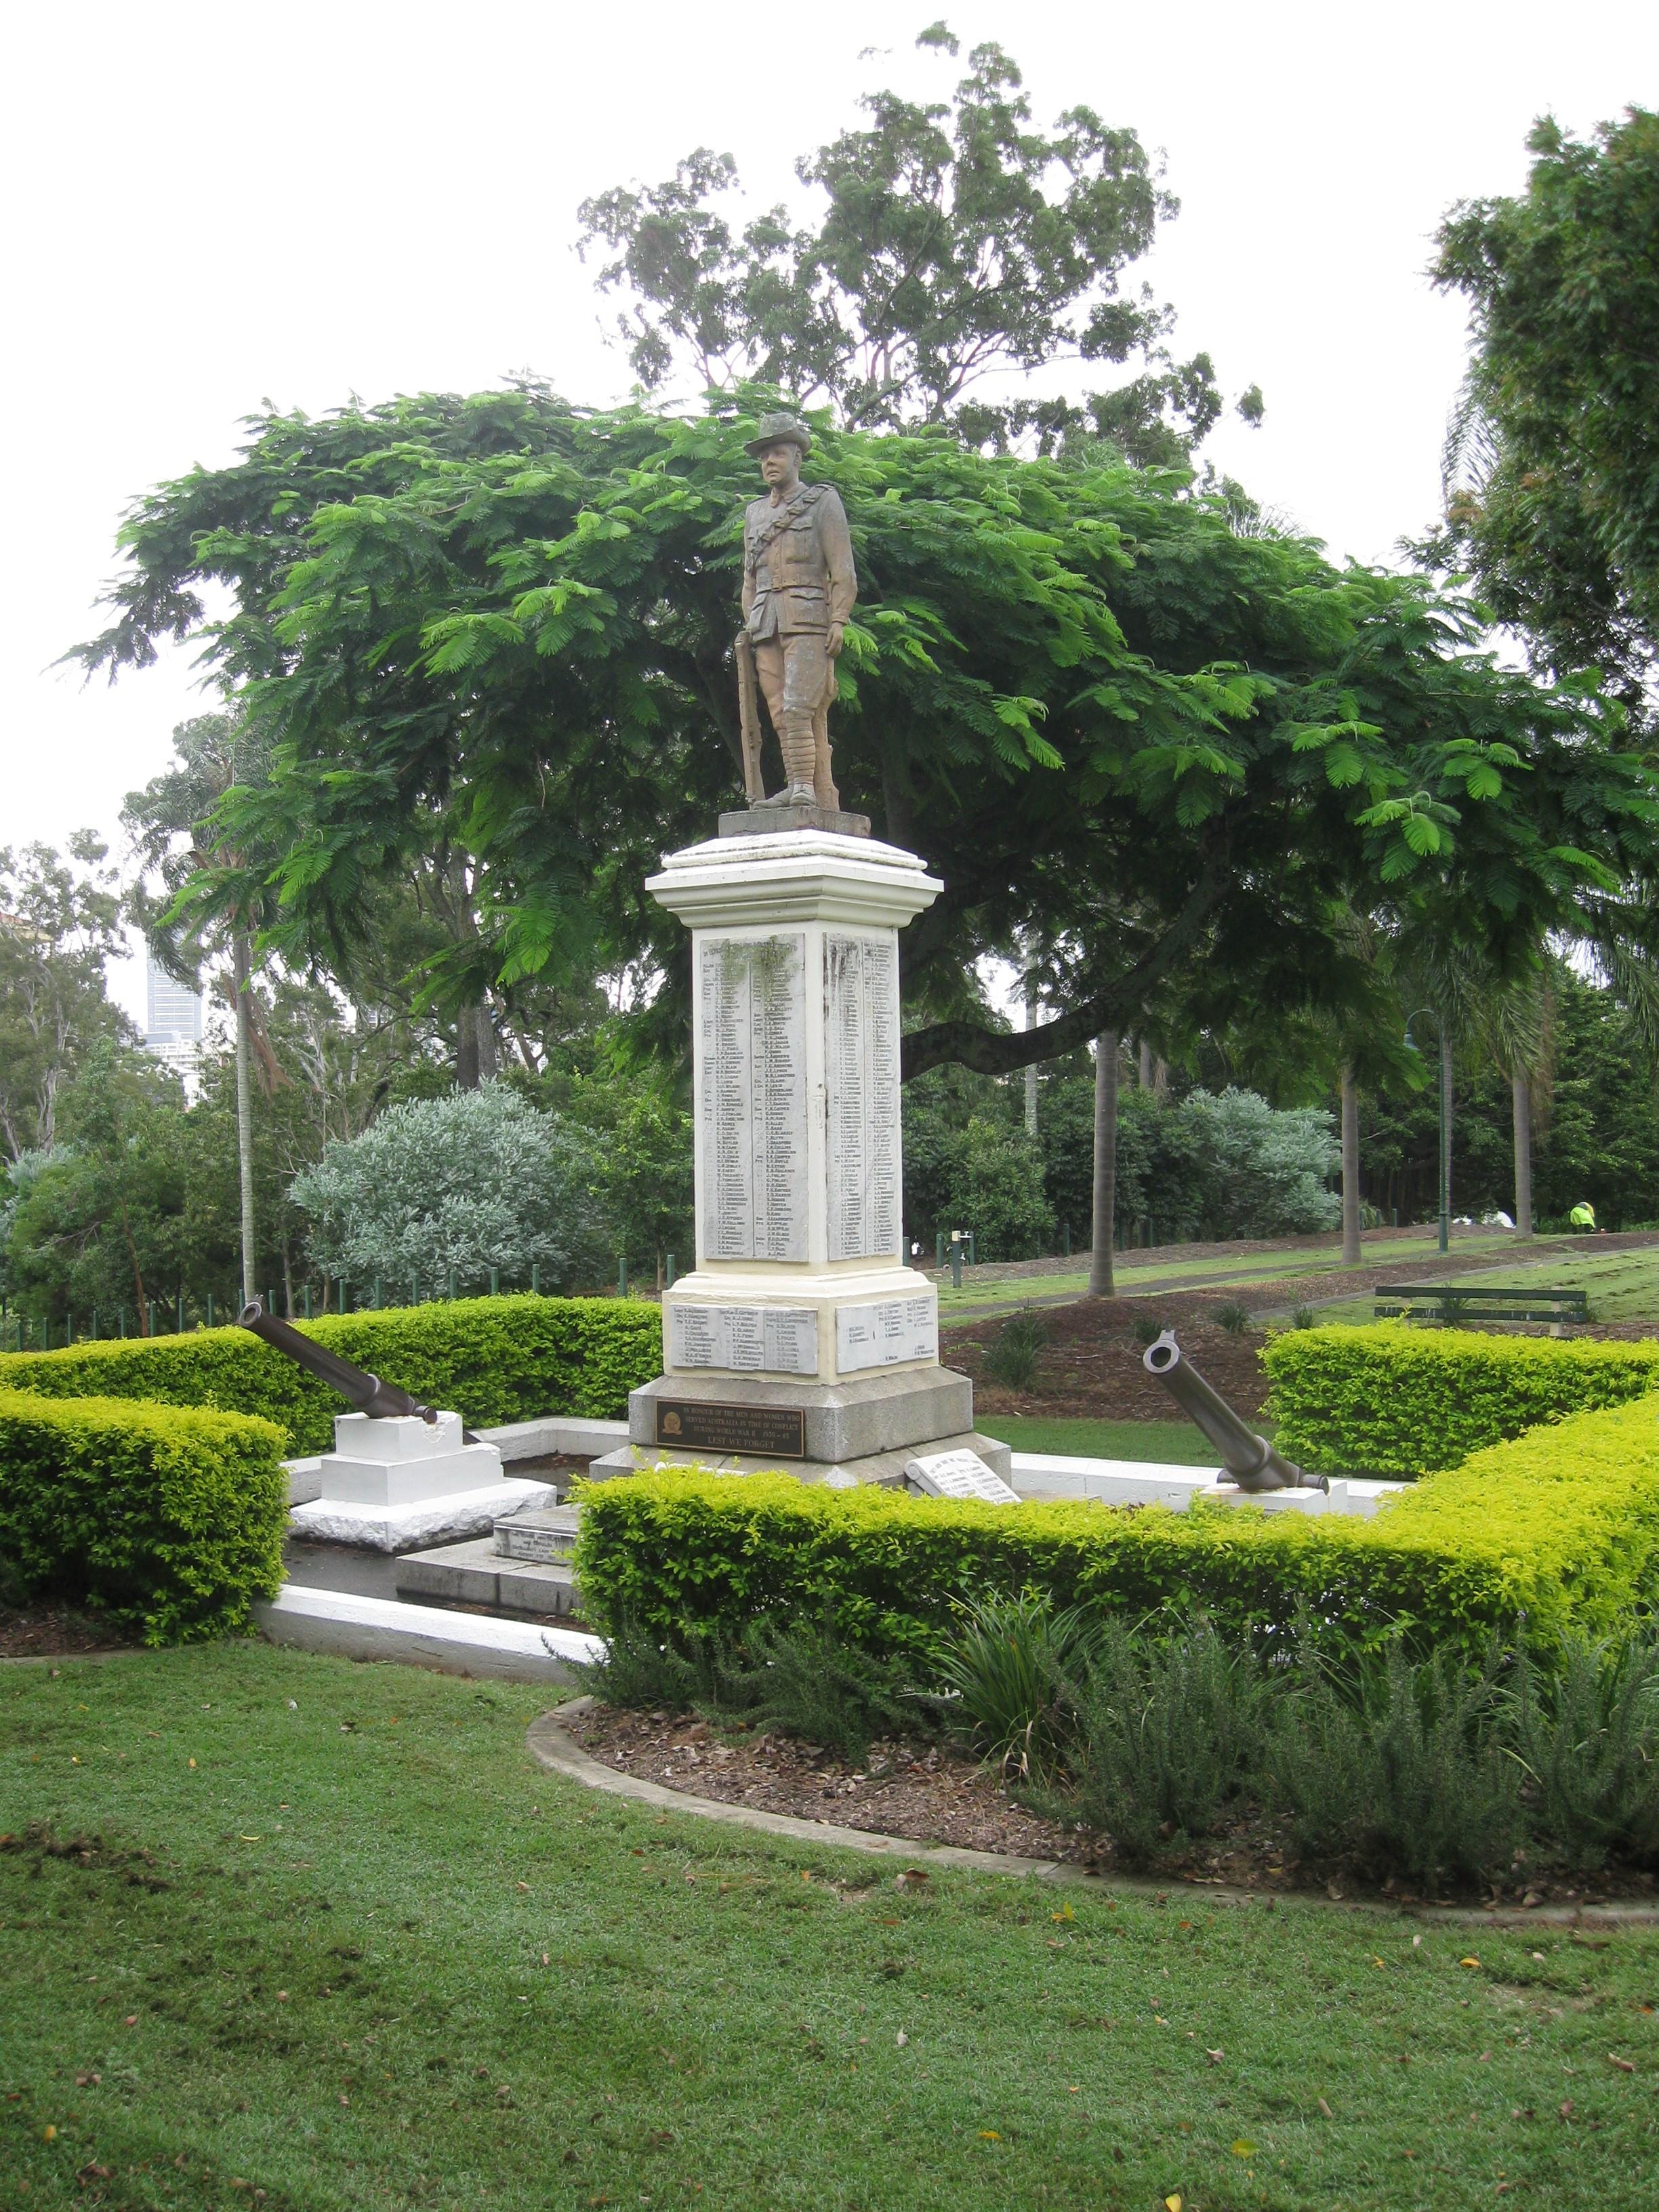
1404 1010 1451 1255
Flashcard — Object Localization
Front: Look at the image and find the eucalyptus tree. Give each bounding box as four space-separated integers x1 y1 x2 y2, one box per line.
577 24 1259 462
0 837 132 1163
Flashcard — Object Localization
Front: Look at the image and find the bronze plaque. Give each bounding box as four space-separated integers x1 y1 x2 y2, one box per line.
653 1399 806 1460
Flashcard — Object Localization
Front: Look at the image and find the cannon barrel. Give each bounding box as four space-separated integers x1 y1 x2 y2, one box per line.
1141 1329 1324 1494
237 1298 439 1425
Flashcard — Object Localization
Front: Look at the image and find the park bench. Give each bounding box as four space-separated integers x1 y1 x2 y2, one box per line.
1372 1282 1589 1326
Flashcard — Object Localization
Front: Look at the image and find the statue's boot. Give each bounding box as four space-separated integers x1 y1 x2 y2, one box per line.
775 716 819 806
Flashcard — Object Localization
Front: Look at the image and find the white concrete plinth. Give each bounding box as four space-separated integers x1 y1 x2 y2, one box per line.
314 1409 504 1507
291 1409 529 1549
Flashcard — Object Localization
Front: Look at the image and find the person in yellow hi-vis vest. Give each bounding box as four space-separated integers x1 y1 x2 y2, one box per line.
1569 1200 1598 1232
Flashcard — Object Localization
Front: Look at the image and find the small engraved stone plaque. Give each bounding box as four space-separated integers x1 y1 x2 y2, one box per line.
670 1303 819 1375
654 1399 807 1459
836 1295 937 1374
904 1448 1019 1505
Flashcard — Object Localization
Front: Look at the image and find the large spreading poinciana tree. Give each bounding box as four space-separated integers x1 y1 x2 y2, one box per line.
75 390 1659 1118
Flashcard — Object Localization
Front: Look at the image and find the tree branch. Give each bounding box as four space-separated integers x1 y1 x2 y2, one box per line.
900 859 1227 1079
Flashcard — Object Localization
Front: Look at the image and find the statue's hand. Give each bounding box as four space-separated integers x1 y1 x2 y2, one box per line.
825 622 844 658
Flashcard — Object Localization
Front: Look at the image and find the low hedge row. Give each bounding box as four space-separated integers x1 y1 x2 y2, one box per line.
0 1388 288 1644
0 1296 663 1454
1262 1324 1659 1477
574 1394 1659 1666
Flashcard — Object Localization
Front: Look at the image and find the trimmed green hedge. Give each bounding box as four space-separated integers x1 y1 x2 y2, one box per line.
575 1395 1659 1664
0 1388 287 1644
1262 1324 1659 1477
0 1296 663 1455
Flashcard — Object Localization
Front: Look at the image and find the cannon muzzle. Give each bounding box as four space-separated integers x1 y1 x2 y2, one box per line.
1142 1328 1323 1494
237 1298 439 1425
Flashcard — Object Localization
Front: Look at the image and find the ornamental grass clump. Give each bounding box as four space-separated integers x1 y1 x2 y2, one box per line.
980 1309 1050 1391
932 1591 1092 1778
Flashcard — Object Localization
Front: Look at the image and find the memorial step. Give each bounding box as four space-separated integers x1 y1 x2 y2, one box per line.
395 1538 582 1621
493 1503 581 1563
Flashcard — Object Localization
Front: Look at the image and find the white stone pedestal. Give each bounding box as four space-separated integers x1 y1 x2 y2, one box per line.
590 826 1008 1488
289 1410 556 1551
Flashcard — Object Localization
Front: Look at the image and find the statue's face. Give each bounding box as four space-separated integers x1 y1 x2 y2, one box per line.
758 441 801 491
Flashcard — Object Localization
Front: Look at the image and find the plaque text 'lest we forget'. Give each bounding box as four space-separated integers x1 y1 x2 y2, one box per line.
824 934 901 1261
698 933 809 1262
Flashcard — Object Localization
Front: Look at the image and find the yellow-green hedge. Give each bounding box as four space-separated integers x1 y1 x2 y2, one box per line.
0 1388 287 1644
1262 1324 1659 1477
575 1396 1659 1664
0 1296 663 1455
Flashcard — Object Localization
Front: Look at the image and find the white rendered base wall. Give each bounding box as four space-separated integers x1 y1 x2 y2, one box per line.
1009 1453 1404 1519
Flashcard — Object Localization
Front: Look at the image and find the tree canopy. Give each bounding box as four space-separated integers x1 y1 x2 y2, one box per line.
78 388 1659 1084
575 24 1257 461
1429 108 1659 718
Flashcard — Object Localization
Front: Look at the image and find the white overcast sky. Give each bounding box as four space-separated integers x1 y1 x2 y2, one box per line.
3 0 1656 1024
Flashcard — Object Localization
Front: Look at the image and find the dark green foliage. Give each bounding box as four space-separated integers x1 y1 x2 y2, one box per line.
932 1593 1092 1778
0 1295 663 1454
979 1309 1049 1391
1269 1643 1525 1891
1290 1306 1315 1330
1212 1300 1252 1336
1132 1315 1161 1346
77 385 1659 1099
1507 1637 1659 1872
578 1616 925 1767
1065 1616 1275 1863
1429 109 1659 712
0 1387 286 1644
1263 1323 1659 1477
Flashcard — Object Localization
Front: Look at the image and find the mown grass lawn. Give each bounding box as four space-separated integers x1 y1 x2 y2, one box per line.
5 1643 1658 2212
976 1416 1231 1465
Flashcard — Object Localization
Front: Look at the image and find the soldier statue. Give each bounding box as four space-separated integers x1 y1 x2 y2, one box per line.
736 412 857 811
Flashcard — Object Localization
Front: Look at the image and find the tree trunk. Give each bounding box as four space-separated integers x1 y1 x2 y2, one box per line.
1087 1031 1118 1297
455 1000 499 1090
1152 1056 1168 1100
1512 1071 1534 1235
1139 1038 1153 1089
1440 1029 1455 1236
1023 967 1038 1139
1340 1067 1361 1265
232 929 257 1310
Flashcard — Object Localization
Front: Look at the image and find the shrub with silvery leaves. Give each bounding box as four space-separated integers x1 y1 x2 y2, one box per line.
290 1081 602 1292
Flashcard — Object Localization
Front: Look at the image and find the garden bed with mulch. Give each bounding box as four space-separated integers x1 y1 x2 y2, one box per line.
0 1602 133 1660
566 1702 1652 1908
954 1300 1274 1421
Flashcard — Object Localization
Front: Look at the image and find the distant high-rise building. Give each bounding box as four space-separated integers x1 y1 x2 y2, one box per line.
146 957 203 1045
144 954 205 1092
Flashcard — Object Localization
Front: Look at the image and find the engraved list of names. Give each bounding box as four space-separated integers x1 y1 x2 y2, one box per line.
698 934 808 1261
825 934 901 1261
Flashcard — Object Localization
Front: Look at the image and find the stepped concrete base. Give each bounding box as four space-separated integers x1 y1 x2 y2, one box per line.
622 1365 976 1461
396 1538 580 1619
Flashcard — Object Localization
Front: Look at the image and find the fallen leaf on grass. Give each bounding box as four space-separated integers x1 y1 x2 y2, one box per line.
1205 2049 1224 2064
895 1869 930 1889
895 2031 908 2047
978 2129 1001 2141
1608 2054 1636 2073
1317 2097 1333 2118
1164 2195 1182 2211
1231 2138 1257 2157
1458 1957 1481 1969
41 2125 56 2142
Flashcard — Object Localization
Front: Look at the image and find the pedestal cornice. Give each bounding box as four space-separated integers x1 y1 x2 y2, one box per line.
647 830 942 933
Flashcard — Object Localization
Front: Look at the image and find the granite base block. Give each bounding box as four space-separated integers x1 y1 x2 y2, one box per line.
587 1429 1012 1491
395 1538 581 1619
625 1366 975 1465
